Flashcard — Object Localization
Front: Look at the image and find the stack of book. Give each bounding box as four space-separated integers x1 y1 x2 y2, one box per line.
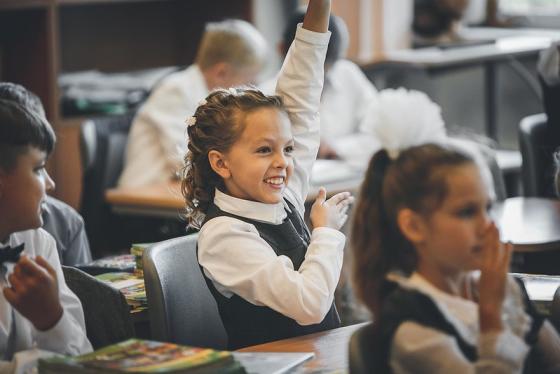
131 243 150 277
95 272 147 314
39 339 245 373
78 254 136 275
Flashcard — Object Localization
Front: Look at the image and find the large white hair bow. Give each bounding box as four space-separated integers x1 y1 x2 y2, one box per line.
365 88 447 159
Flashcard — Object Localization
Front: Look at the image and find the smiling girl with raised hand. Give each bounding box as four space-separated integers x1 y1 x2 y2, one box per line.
351 89 560 373
181 0 354 350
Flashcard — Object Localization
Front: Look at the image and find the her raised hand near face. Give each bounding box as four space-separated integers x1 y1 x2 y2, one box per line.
478 221 513 333
310 187 354 230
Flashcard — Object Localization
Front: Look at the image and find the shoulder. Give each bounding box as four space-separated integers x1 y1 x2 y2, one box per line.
199 216 260 242
11 228 57 257
43 196 84 226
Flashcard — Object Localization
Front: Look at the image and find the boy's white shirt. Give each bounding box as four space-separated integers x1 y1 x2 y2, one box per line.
118 65 209 188
198 25 346 326
0 229 92 372
388 272 531 374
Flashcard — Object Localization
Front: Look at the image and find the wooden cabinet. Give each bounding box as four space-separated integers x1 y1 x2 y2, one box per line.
0 0 252 207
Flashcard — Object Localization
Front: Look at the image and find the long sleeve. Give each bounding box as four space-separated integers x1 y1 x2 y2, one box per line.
30 232 92 355
198 216 345 325
390 321 529 374
276 25 330 216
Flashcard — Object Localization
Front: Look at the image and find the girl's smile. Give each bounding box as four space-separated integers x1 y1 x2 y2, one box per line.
215 107 295 204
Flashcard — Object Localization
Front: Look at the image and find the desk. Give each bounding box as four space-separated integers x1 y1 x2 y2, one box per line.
367 27 560 141
494 197 560 253
106 160 364 218
239 323 365 372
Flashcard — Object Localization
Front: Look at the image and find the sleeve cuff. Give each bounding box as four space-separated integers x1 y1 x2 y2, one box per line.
311 226 346 245
33 310 77 352
295 23 331 46
479 329 529 368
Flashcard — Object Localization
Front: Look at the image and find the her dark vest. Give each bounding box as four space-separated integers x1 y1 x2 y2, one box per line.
368 279 544 374
200 199 340 350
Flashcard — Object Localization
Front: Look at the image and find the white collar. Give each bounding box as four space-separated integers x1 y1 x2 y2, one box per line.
213 188 289 225
388 271 479 345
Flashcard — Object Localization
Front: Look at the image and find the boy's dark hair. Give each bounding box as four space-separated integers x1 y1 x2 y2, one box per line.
0 84 55 172
282 10 347 66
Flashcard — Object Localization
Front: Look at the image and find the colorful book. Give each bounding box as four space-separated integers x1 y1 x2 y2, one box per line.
131 243 152 277
38 339 246 373
95 272 147 313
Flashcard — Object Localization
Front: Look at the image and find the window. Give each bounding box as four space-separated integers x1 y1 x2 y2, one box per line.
500 0 560 15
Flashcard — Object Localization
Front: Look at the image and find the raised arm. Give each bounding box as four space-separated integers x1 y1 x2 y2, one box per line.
276 0 331 215
303 0 331 33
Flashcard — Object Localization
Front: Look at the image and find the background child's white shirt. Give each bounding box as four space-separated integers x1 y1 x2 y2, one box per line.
198 26 345 326
388 272 530 373
261 59 380 169
119 65 208 188
0 229 92 367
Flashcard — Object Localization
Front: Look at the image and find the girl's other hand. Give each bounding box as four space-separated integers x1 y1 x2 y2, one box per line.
310 188 354 230
478 222 513 333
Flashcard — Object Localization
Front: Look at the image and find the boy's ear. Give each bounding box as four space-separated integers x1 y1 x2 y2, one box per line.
397 208 427 245
208 150 231 179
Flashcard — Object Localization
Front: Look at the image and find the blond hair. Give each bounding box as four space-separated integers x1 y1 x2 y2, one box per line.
195 19 267 71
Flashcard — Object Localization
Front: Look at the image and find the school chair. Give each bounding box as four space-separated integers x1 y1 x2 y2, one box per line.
348 322 379 373
62 266 135 349
519 113 557 197
143 234 228 349
550 286 560 333
80 113 135 256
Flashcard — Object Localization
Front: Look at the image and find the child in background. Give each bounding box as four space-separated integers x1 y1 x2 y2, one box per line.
351 112 560 372
263 9 379 164
119 18 268 188
182 0 354 349
0 99 91 372
0 82 92 266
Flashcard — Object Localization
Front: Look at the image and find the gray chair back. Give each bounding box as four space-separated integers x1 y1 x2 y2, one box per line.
143 234 227 349
348 323 378 374
62 266 135 349
519 113 557 197
79 113 135 255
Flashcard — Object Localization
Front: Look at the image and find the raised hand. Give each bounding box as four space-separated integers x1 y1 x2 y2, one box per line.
478 222 513 333
302 0 331 33
310 187 354 230
3 255 63 331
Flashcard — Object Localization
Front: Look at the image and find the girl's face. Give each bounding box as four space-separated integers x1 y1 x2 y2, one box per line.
413 164 493 284
217 107 294 204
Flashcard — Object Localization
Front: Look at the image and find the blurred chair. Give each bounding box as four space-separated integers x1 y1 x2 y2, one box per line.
348 323 378 374
550 286 560 332
62 266 135 349
143 234 227 349
80 113 135 255
519 113 557 197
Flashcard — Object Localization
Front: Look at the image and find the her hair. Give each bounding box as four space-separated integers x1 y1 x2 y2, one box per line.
181 87 285 228
351 143 474 315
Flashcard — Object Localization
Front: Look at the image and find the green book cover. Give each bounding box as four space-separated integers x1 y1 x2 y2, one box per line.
39 339 246 373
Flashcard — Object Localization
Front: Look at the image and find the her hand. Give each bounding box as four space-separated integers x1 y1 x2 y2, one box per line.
478 222 513 333
310 188 354 230
3 255 63 331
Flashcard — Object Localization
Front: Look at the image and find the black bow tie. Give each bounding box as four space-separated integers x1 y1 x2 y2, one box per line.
0 243 24 266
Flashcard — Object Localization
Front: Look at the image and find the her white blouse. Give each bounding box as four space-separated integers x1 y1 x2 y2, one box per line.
198 25 346 327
